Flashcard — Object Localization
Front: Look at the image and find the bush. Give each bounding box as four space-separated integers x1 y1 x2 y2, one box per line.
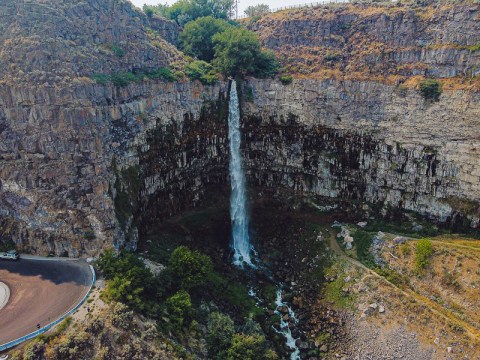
169 246 213 289
185 60 218 85
419 79 442 101
97 250 156 311
180 16 232 62
207 312 235 358
165 290 192 330
226 333 268 360
279 75 293 85
415 238 433 271
244 4 270 17
144 67 177 81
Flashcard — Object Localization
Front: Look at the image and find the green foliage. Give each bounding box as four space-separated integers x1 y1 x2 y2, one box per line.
415 238 433 271
206 312 235 358
226 333 268 360
279 74 293 85
169 245 214 289
185 60 218 84
352 230 375 266
109 44 126 58
375 267 409 287
419 79 442 102
180 16 232 62
144 67 177 81
212 27 278 78
147 0 235 26
0 239 15 252
165 290 192 330
97 250 156 310
244 4 270 17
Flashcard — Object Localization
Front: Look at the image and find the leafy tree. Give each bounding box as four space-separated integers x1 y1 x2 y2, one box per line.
165 290 192 330
185 60 218 84
143 3 171 18
206 312 235 358
148 0 235 25
415 238 433 271
180 16 232 62
226 333 268 360
212 27 279 77
169 246 213 289
244 4 270 17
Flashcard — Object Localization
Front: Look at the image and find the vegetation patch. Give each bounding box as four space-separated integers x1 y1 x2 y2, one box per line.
414 238 433 272
419 79 443 101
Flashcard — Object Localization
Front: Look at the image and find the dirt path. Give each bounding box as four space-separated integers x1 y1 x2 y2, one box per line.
327 232 480 341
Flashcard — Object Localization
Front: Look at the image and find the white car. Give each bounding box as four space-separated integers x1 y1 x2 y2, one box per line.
0 250 19 261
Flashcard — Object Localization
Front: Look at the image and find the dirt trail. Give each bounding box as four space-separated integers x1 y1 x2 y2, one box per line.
327 232 480 341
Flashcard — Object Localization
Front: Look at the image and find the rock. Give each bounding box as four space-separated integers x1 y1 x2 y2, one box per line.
357 221 368 227
379 305 385 313
393 236 407 244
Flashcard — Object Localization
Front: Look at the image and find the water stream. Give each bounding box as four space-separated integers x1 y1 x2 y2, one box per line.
228 80 300 359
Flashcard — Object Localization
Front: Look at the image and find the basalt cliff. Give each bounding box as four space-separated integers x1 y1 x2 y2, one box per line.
0 0 479 256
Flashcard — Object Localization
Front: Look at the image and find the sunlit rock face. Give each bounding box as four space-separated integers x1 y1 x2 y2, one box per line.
241 79 480 229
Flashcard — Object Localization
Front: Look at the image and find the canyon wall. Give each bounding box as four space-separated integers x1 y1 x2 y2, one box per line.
1 0 480 256
241 79 480 228
0 81 228 256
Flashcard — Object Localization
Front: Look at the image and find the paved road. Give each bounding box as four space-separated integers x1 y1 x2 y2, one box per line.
0 258 92 345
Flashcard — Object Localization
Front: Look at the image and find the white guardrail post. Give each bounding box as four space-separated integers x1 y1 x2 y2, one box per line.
0 265 96 352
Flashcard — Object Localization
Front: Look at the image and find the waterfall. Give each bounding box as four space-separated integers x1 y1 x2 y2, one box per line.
228 80 253 267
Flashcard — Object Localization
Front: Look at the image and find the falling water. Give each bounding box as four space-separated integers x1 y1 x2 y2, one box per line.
228 80 253 267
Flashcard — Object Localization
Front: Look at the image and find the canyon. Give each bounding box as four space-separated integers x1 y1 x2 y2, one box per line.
0 0 479 258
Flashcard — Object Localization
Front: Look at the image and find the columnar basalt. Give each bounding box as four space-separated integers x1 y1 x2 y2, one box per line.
241 79 480 228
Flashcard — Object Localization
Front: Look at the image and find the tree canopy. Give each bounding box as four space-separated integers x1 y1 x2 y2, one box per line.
144 0 234 25
244 4 270 17
180 16 233 62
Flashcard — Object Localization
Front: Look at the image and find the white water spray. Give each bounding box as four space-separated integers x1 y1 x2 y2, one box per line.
228 80 253 267
273 288 301 360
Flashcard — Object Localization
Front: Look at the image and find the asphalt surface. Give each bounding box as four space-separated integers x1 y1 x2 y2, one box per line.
0 258 92 345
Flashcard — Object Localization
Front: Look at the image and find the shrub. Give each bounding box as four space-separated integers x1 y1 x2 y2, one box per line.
206 312 235 358
111 302 134 330
165 290 192 330
415 238 433 271
185 60 218 85
226 333 267 360
279 75 293 85
83 230 96 240
144 67 177 81
244 4 270 17
419 79 442 102
169 246 213 289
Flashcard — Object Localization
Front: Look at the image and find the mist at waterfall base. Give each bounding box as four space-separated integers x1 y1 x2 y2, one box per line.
227 81 301 360
228 80 254 267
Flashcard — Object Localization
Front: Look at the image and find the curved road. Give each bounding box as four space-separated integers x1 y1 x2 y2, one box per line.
0 258 92 345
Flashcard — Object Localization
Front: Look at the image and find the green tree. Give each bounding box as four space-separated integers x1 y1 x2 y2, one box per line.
169 246 213 289
415 238 433 271
180 16 232 62
207 312 235 358
165 290 192 330
226 333 268 360
244 4 270 17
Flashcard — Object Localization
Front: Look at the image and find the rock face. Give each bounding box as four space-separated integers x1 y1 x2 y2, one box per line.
249 3 480 80
1 0 479 256
241 79 480 227
0 0 182 85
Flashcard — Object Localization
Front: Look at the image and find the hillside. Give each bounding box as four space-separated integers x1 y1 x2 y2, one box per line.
248 1 480 88
0 0 183 85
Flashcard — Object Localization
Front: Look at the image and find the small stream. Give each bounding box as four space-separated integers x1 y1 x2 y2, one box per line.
273 287 301 360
